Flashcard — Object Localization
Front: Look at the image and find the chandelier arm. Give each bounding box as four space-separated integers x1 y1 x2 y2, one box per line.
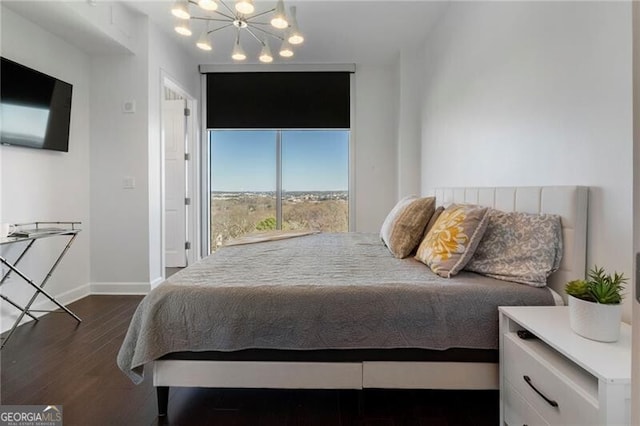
248 24 284 42
208 23 234 34
246 22 273 26
191 17 231 22
218 0 236 16
244 27 265 45
245 9 276 21
209 9 237 20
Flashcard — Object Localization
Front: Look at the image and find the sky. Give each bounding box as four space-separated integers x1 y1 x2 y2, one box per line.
210 130 349 192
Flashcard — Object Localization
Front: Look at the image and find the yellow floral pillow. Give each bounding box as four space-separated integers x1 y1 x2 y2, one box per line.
415 204 490 278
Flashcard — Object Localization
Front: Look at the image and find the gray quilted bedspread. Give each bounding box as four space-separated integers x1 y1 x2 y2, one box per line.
117 233 553 383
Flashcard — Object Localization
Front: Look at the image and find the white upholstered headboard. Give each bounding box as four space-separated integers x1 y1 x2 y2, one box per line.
431 186 589 299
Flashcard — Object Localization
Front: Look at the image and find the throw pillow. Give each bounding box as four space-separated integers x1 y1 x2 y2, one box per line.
380 196 436 258
464 209 563 287
415 203 490 277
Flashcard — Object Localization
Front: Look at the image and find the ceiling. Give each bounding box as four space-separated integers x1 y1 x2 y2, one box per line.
3 1 449 65
2 1 133 55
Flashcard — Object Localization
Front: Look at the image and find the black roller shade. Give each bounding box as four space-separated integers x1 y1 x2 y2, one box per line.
206 72 350 129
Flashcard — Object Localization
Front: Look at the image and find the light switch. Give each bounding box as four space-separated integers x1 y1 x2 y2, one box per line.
123 176 136 189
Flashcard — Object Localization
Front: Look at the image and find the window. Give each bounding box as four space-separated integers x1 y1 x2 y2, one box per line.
282 130 349 233
204 71 352 253
209 129 349 250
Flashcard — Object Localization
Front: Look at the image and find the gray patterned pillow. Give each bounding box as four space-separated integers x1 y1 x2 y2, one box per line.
464 209 563 287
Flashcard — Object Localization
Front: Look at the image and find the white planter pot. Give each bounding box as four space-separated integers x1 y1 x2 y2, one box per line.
568 295 622 342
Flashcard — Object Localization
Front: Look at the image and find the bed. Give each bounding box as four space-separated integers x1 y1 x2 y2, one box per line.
117 185 588 416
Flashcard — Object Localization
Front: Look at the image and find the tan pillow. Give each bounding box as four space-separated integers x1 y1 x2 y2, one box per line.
415 203 490 277
380 196 436 258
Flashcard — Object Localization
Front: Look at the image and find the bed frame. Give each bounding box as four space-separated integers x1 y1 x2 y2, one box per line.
153 186 588 415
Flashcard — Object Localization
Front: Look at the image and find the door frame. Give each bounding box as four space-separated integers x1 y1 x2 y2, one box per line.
200 73 210 257
160 72 200 280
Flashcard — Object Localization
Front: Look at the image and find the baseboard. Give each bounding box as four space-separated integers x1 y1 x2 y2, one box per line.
90 282 151 295
1 283 90 334
150 276 164 289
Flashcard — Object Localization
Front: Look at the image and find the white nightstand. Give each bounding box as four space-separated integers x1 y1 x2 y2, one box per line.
499 306 631 426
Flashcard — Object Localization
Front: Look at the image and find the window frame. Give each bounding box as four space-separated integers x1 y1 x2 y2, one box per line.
200 71 356 257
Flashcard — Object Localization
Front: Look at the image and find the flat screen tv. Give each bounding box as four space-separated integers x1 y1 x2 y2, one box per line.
0 57 73 152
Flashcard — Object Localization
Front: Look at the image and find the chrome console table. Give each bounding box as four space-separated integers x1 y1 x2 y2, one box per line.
0 222 83 349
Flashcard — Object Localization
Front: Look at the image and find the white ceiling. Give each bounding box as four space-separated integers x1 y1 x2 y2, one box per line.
3 1 449 65
2 1 134 55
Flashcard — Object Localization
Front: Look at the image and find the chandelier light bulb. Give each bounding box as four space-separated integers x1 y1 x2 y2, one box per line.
259 40 273 63
279 39 294 58
235 0 255 15
198 0 218 11
175 20 192 36
171 0 190 20
196 31 212 51
287 6 304 45
288 32 304 46
271 0 288 29
232 36 247 61
232 50 246 61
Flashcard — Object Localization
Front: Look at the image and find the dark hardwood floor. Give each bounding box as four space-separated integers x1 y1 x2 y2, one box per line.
0 296 499 425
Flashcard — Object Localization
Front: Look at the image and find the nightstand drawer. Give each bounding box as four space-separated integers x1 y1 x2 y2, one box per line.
504 380 548 426
504 333 598 425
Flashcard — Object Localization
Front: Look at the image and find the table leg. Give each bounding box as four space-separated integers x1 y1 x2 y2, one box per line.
0 261 82 320
0 295 38 321
0 234 82 349
0 240 39 321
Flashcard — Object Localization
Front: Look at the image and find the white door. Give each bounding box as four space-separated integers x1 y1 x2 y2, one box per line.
163 99 187 267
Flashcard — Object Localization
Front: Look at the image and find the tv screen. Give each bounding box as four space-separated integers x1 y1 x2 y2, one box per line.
0 57 73 152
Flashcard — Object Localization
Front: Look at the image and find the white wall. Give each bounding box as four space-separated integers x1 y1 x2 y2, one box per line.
0 6 91 331
89 16 151 292
396 45 425 199
418 2 634 319
353 64 399 232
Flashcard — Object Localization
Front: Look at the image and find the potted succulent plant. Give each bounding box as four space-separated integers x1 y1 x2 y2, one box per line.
565 266 627 342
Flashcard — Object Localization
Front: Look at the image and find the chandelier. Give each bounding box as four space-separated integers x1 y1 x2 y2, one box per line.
171 0 304 63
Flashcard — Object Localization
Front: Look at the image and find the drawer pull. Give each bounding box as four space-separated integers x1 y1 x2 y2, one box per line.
523 375 559 408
